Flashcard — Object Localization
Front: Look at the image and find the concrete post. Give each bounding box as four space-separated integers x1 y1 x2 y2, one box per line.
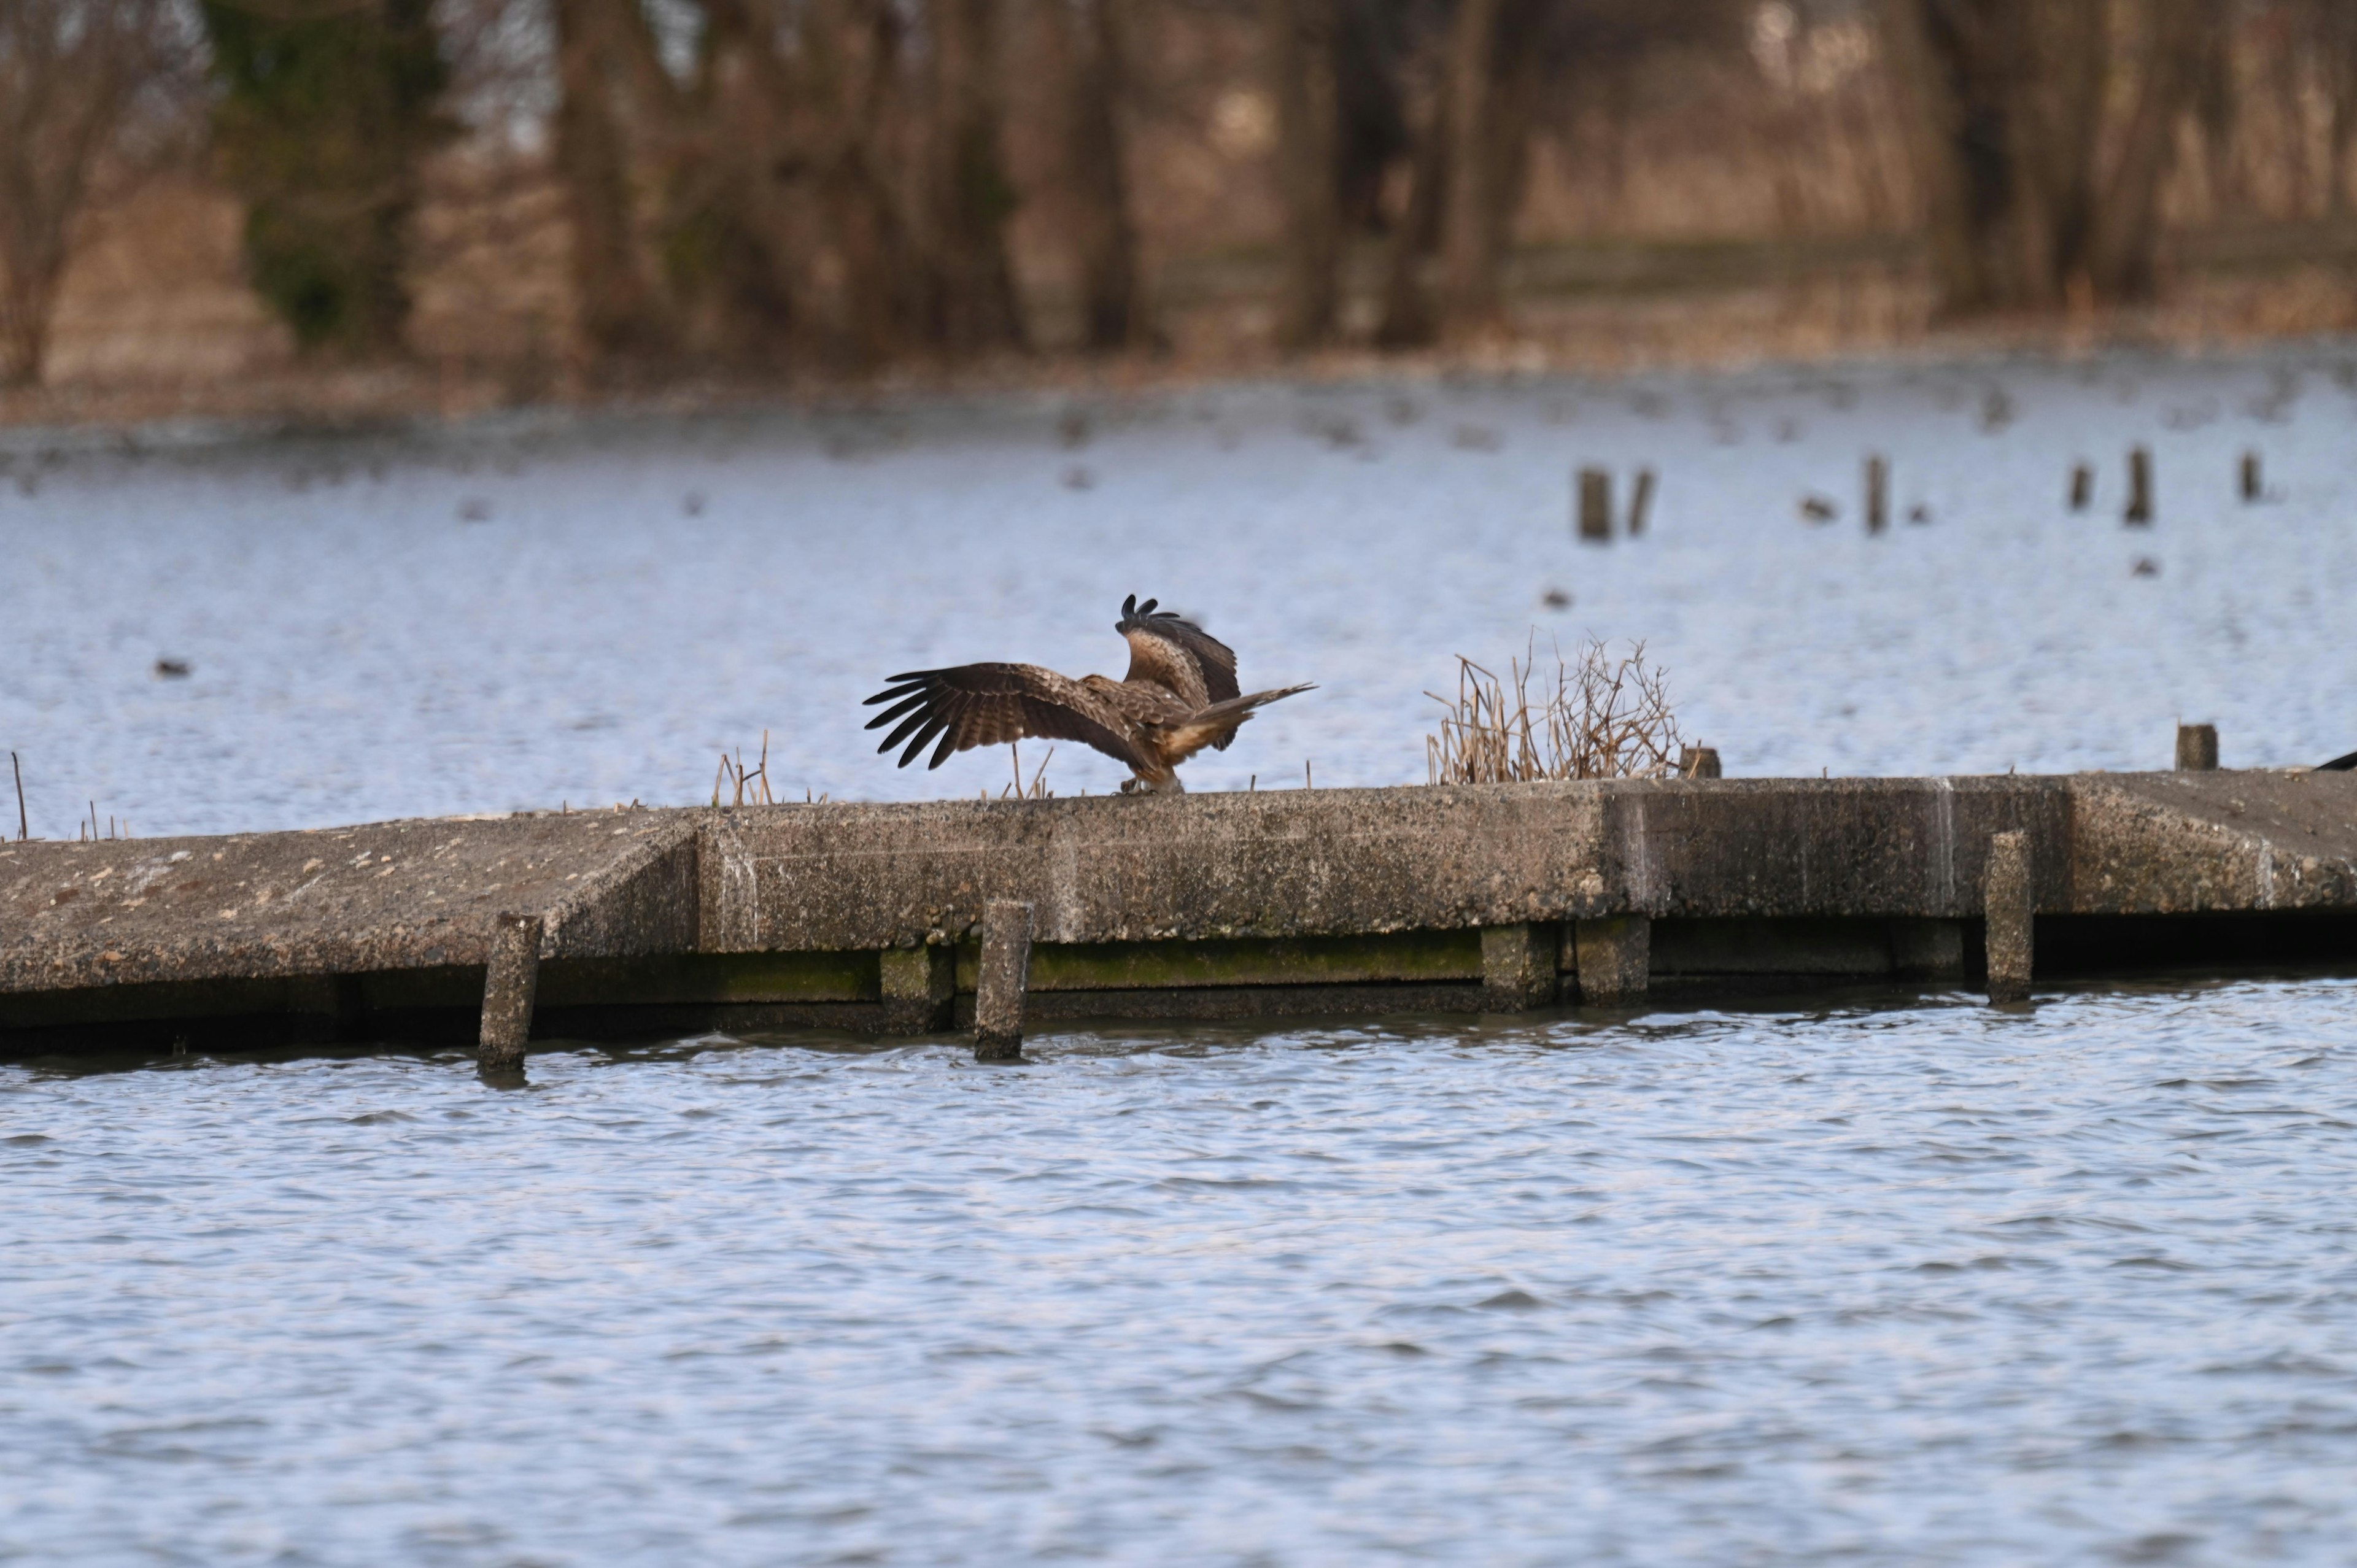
880 944 956 1033
1865 454 1888 533
1627 468 1656 536
2125 446 2153 524
479 913 543 1070
2175 724 2218 771
1480 924 1560 1010
1576 468 1612 541
1574 916 1649 1004
1984 833 2032 1004
973 900 1034 1060
1679 746 1722 779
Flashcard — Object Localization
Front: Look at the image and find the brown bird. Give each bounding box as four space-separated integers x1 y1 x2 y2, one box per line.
864 595 1314 794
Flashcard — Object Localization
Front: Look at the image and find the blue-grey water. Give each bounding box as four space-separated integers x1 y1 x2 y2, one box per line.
7 986 2357 1566
6 347 2357 1564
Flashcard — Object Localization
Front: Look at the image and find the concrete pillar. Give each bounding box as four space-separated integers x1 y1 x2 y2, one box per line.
2176 724 2218 771
1627 468 1657 536
973 900 1034 1060
880 944 956 1033
1984 833 2032 1004
479 913 543 1070
1576 468 1612 541
2125 446 2153 524
1865 454 1888 533
1679 746 1722 779
1480 924 1560 1010
1891 918 1966 981
1574 916 1650 1004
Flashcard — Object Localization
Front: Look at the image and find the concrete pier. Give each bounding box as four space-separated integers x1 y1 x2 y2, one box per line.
1481 923 1560 1010
6 770 2356 1058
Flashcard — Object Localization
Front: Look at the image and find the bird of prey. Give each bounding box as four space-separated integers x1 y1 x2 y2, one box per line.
864 595 1313 794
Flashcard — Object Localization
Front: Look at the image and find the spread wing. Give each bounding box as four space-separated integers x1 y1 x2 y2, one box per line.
864 663 1152 771
1117 594 1240 708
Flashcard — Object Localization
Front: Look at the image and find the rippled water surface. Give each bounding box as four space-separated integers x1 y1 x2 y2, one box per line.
7 983 2357 1565
7 352 2357 1563
6 347 2357 833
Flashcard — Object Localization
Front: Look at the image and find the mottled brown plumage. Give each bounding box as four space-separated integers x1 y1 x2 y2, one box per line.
863 595 1312 793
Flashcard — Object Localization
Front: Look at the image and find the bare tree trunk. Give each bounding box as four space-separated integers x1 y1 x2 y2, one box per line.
1436 0 1504 339
1881 0 2200 315
1270 0 1341 349
927 0 1027 352
1374 69 1447 349
552 0 671 364
1040 0 1151 349
0 0 168 385
2084 0 2206 302
808 0 926 364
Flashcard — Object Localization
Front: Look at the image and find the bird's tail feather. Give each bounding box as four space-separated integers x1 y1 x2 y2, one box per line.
1168 683 1315 760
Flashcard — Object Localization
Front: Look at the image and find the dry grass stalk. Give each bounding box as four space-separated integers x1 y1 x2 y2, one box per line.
1426 635 1684 785
712 730 776 807
997 742 1055 800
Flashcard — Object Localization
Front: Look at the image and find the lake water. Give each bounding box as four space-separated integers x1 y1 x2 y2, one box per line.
7 984 2357 1566
4 347 2355 834
6 347 2357 1564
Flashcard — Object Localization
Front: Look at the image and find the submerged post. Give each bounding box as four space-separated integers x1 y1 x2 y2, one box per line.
880 944 956 1033
1573 916 1650 1005
2125 446 2153 525
1865 454 1888 533
1984 833 2032 1005
1480 924 1560 1010
2175 723 2219 771
1627 468 1657 536
1576 468 1612 541
479 913 543 1071
2240 450 2262 503
973 900 1034 1060
2069 462 2093 512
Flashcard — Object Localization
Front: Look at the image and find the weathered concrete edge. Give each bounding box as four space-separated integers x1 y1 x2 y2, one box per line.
7 773 2354 1005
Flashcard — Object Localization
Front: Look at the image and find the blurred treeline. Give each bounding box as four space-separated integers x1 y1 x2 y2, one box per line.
4 0 2357 392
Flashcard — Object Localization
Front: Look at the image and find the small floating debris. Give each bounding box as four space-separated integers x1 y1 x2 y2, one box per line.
1800 495 1837 523
1541 587 1571 610
2132 557 2161 577
153 659 192 679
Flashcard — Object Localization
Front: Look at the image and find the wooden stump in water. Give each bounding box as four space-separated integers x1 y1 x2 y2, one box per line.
1627 468 1656 536
1865 455 1888 533
1576 468 1612 541
1983 833 2032 1005
478 913 543 1074
973 900 1034 1060
2125 447 2153 525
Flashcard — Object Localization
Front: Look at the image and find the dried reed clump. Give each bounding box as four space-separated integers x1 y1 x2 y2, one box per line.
1426 636 1684 785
